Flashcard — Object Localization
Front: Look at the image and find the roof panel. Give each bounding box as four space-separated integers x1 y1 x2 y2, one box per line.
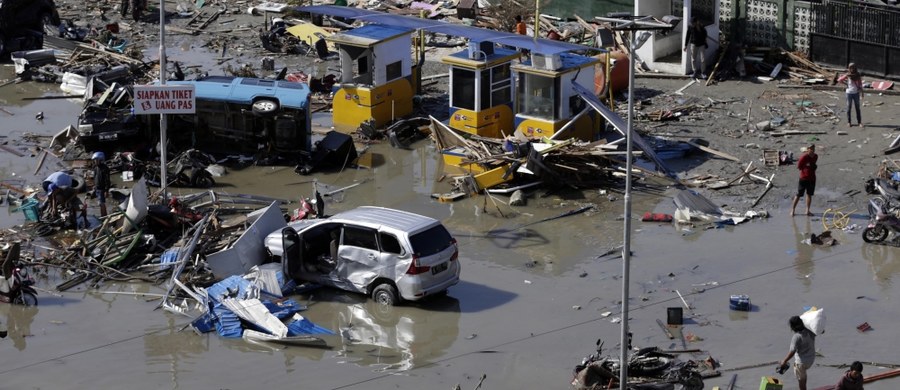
298 5 601 55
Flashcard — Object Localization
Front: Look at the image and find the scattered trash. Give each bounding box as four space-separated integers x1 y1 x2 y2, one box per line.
729 294 751 311
857 322 872 332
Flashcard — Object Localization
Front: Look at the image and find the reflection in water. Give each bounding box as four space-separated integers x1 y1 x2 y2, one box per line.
144 316 210 387
859 242 900 290
331 295 460 371
791 218 815 290
0 304 38 351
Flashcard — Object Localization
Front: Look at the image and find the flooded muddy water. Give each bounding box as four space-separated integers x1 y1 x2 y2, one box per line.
2 62 900 390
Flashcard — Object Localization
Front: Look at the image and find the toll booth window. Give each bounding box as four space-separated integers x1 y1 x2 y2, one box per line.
518 73 557 120
341 45 373 85
386 61 402 82
490 64 512 107
451 68 476 110
569 95 586 117
480 69 491 111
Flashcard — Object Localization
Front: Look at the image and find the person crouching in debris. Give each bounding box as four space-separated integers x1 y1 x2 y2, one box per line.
778 315 817 390
836 63 864 127
834 361 864 390
790 144 817 217
48 184 86 228
91 152 111 218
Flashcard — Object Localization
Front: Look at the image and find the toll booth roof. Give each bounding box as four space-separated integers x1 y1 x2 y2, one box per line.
513 52 600 75
328 24 415 47
442 46 521 69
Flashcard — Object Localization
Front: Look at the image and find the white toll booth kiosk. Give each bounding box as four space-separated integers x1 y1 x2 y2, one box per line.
328 24 417 132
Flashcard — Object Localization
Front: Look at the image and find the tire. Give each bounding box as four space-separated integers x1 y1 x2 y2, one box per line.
190 169 215 188
70 174 87 193
251 99 279 117
372 283 399 306
863 226 888 243
13 291 38 307
629 355 672 377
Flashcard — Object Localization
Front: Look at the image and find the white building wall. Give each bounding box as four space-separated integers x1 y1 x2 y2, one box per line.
372 35 413 85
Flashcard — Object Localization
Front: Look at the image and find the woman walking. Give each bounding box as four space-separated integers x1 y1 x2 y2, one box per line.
836 63 864 127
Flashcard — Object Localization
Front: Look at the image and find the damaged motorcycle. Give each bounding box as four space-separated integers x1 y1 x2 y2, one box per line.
572 339 703 390
0 243 38 306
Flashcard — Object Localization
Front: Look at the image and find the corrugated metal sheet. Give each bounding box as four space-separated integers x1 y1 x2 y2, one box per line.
571 81 678 181
298 5 599 55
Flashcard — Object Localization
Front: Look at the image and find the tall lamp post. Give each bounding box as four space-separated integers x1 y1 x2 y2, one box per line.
159 0 168 200
593 14 679 390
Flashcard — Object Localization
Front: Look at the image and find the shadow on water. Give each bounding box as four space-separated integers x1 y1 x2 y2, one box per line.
452 280 517 313
31 296 82 306
457 228 551 250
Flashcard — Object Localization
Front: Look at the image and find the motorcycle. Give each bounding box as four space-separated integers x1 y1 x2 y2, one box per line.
144 149 216 188
572 339 703 390
862 198 900 243
0 243 38 306
865 178 900 214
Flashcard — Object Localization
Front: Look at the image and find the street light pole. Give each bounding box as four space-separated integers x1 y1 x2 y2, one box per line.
159 0 168 200
619 28 636 390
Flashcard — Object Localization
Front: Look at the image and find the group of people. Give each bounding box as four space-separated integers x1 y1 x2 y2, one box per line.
40 152 111 228
779 316 865 390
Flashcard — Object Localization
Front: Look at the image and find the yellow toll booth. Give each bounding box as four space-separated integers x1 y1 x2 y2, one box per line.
513 52 601 141
441 42 520 139
328 24 416 132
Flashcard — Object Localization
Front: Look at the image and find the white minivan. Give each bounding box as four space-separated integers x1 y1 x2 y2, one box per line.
265 207 460 305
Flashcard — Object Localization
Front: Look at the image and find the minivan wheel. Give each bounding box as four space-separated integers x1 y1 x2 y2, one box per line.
252 99 279 116
372 283 399 306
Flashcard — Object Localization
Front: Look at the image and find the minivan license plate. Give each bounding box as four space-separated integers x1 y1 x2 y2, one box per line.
432 261 448 275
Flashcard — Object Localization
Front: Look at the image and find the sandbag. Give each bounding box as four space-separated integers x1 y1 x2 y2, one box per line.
800 307 825 335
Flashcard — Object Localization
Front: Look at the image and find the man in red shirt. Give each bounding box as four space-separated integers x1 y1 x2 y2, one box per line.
791 144 818 216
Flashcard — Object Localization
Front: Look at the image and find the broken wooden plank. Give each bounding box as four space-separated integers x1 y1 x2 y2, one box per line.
674 79 697 95
0 144 25 157
751 173 775 207
684 140 741 162
769 130 828 137
731 161 755 185
33 150 47 175
656 318 675 339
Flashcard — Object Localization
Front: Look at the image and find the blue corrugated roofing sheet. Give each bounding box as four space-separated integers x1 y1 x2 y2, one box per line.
341 24 415 40
298 5 601 55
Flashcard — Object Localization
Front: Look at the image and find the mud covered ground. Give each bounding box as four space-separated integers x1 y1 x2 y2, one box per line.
2 3 900 389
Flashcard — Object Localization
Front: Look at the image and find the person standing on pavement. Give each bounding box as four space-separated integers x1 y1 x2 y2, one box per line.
836 63 864 127
92 152 111 218
834 361 864 390
790 144 818 216
779 315 817 390
683 17 709 79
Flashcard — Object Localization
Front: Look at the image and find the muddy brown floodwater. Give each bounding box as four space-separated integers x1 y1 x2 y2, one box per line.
3 61 900 390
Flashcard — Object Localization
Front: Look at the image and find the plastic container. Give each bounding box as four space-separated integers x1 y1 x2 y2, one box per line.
15 198 41 222
730 294 751 311
667 307 683 325
759 376 783 390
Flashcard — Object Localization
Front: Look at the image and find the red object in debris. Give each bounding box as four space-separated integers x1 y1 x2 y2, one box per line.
106 23 120 34
594 50 629 95
642 212 673 222
857 322 872 332
871 81 894 91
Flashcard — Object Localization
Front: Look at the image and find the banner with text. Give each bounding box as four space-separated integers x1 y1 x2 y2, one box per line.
133 85 196 114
